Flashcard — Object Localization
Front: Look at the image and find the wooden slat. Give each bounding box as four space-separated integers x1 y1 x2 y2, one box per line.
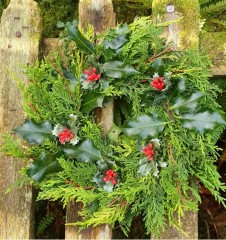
0 0 41 238
152 0 199 239
65 0 115 239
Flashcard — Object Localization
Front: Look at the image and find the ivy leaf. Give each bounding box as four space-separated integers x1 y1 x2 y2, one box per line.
171 92 204 114
102 61 139 78
27 152 63 182
63 139 103 162
62 69 78 91
81 91 105 113
122 115 167 139
65 20 95 55
180 111 226 134
14 120 53 144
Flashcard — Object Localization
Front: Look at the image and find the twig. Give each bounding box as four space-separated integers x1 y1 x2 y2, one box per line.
146 47 172 63
65 180 93 190
108 197 120 207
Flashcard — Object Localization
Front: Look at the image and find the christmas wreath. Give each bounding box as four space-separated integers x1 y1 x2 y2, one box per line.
2 17 226 235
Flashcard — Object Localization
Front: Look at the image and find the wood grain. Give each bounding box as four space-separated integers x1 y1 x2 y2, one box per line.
0 0 41 238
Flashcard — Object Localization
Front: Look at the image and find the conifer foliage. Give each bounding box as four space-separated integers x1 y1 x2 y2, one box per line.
1 17 226 236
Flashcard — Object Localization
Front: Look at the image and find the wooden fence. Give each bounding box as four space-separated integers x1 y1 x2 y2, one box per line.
0 0 225 239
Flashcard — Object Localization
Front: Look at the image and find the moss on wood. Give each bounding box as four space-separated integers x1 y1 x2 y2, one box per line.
152 0 200 49
200 32 226 66
36 0 78 38
113 1 151 24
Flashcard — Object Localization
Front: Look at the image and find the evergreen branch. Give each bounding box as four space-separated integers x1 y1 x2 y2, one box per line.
201 0 226 14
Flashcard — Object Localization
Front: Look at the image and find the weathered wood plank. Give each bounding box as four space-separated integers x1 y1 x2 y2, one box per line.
65 0 115 239
200 32 226 76
0 0 41 238
152 0 199 239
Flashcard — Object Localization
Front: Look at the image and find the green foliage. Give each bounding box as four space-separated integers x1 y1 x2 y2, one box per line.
2 17 226 236
199 0 226 31
81 92 105 113
0 0 10 16
123 114 167 139
19 52 82 125
36 214 55 237
1 133 27 158
27 151 62 182
63 139 103 162
14 120 54 145
36 0 78 38
64 19 95 54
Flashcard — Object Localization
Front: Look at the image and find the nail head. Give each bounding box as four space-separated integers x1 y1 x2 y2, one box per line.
166 5 175 13
15 31 21 38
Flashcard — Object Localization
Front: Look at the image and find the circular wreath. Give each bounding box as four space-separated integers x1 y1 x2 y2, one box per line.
2 17 226 236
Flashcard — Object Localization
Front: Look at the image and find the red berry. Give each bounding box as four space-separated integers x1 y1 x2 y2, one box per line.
103 170 117 185
143 143 155 161
151 77 165 90
58 128 74 144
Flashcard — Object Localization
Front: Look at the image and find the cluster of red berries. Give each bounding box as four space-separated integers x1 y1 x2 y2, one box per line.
143 143 155 161
103 170 117 185
58 128 74 144
84 68 100 82
151 76 165 90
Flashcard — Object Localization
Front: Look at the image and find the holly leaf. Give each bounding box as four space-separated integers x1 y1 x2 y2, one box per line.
63 139 103 162
65 20 95 55
122 115 167 139
138 162 153 176
27 152 63 182
14 119 53 144
103 182 114 193
103 24 129 50
148 58 165 76
180 111 226 134
102 61 139 78
62 69 78 91
167 78 186 102
171 92 204 114
81 91 105 113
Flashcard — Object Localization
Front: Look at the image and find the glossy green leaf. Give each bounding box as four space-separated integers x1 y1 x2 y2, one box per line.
171 92 204 114
167 78 186 102
81 92 105 113
63 139 103 162
27 152 62 182
138 162 153 176
180 111 226 133
104 35 127 50
148 58 165 76
14 120 53 144
102 61 139 78
66 20 95 55
103 24 129 50
122 115 167 139
62 69 78 91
